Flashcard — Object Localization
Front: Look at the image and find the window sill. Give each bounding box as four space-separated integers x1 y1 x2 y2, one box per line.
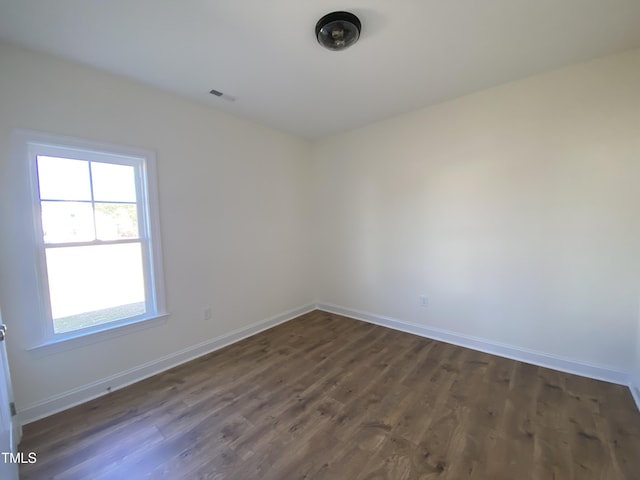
26 313 169 356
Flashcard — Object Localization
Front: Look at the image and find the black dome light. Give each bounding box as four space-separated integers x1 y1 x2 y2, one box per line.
316 11 361 51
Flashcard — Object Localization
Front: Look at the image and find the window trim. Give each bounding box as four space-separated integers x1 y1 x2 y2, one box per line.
13 129 168 351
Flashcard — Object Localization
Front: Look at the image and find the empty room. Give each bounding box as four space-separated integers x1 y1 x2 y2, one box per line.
1 1 640 479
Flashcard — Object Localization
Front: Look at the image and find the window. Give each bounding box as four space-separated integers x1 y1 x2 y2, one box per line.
15 130 166 348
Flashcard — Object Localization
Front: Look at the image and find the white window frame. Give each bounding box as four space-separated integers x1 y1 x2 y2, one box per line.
13 130 167 351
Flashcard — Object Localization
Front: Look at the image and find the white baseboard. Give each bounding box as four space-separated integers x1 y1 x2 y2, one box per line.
20 302 638 423
19 304 315 425
317 303 630 386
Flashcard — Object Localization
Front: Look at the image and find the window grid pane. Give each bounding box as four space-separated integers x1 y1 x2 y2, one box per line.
91 162 137 203
95 203 139 240
39 159 142 245
37 156 91 201
41 201 95 244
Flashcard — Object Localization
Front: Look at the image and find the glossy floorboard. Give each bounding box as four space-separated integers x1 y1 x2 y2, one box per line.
19 310 640 479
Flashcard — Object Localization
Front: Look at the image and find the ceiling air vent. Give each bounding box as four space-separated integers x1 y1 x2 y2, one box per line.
209 89 236 102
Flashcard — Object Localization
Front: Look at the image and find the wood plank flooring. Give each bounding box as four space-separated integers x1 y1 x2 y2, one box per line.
19 310 640 479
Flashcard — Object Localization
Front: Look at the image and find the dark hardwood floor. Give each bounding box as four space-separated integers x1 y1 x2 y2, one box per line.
19 310 640 479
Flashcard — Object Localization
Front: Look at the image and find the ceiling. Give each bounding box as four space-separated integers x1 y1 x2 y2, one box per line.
1 1 640 139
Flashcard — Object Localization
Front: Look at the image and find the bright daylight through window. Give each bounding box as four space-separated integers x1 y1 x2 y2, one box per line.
16 131 166 346
39 156 147 332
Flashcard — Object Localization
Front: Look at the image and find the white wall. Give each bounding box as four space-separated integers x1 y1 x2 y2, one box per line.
0 42 314 417
2 40 639 420
311 49 640 374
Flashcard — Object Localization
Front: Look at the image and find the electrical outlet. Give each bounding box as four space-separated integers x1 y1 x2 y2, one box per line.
419 295 428 307
204 307 213 321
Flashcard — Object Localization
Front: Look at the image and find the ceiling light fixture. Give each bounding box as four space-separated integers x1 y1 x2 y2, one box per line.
315 11 361 51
